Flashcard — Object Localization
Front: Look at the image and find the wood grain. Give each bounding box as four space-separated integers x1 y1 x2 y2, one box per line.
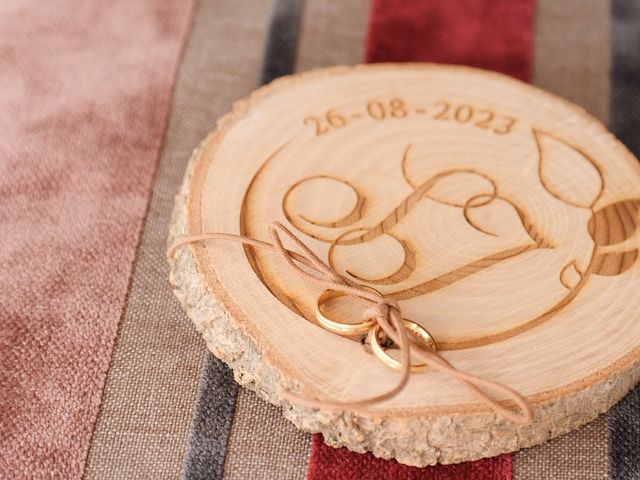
168 64 640 466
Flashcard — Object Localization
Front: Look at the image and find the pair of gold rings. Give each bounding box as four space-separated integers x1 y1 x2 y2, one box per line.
314 288 436 372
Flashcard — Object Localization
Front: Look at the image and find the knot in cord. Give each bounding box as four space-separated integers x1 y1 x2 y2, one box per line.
359 290 392 316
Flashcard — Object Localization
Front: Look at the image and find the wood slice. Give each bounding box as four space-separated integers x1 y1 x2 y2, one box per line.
168 64 640 466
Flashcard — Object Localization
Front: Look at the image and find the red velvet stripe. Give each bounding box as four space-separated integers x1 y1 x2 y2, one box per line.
308 0 534 478
365 0 534 82
308 435 512 480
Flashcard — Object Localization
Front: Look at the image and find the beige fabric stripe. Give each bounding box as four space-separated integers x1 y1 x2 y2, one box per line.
516 2 610 477
84 1 270 478
221 1 370 478
513 416 608 479
223 389 311 480
295 0 370 73
532 0 611 124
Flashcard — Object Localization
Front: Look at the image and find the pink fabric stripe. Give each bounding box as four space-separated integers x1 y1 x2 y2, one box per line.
0 1 195 477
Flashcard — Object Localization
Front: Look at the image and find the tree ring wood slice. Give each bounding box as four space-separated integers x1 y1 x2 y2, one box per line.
168 64 640 466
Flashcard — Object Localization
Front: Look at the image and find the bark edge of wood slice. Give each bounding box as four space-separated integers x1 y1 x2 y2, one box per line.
168 64 640 466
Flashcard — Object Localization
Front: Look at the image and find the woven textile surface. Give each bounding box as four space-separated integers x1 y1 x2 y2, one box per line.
1 1 638 479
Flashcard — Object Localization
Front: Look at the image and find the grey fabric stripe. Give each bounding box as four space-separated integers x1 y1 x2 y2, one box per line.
260 0 306 85
182 1 304 479
608 2 640 479
181 352 239 480
609 0 640 157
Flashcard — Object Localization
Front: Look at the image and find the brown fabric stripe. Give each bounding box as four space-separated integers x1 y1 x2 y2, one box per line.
295 0 370 72
515 2 611 477
180 1 303 478
83 0 271 478
222 389 311 480
513 416 608 480
219 2 370 478
532 0 611 124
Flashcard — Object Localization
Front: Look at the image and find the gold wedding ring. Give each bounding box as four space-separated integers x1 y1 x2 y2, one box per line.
315 288 377 335
370 319 436 372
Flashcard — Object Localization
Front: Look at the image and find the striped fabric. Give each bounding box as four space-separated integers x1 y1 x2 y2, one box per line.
2 0 639 479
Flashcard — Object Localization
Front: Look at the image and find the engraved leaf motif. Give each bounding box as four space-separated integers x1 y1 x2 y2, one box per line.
464 195 534 243
588 199 640 246
534 130 603 208
592 249 638 276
